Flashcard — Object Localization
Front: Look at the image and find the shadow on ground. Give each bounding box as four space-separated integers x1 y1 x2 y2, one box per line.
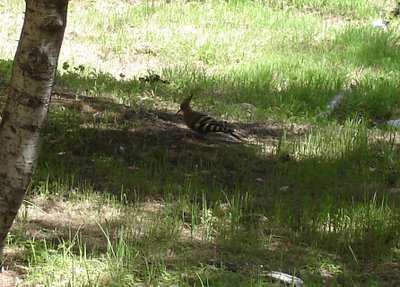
1 57 400 286
7 92 396 286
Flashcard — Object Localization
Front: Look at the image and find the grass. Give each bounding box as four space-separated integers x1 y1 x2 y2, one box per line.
1 0 400 286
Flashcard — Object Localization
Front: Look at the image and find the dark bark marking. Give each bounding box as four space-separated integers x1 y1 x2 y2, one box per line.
17 47 51 79
27 96 45 108
0 112 10 127
42 15 64 32
21 124 42 133
13 89 47 109
10 125 17 134
25 7 35 14
43 0 69 11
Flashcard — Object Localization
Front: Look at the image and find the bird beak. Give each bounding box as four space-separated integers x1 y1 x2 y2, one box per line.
175 108 182 115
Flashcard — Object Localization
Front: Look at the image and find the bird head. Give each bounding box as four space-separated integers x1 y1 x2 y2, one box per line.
176 94 193 115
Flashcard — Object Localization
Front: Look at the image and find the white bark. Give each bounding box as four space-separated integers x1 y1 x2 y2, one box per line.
0 0 68 267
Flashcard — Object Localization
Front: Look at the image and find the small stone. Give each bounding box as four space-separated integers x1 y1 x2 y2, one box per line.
372 19 388 31
387 119 400 128
237 103 256 110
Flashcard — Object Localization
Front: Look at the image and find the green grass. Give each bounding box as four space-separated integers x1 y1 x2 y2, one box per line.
1 0 400 286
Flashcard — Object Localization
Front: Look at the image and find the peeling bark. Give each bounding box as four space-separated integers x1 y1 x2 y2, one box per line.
0 0 68 267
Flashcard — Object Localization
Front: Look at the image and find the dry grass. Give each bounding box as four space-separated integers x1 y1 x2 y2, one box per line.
2 0 400 286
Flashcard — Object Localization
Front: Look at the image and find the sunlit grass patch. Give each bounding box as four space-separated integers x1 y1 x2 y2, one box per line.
316 194 399 258
282 119 369 159
23 238 110 286
2 0 400 286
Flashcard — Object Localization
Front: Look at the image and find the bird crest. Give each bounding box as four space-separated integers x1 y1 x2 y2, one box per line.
176 93 193 115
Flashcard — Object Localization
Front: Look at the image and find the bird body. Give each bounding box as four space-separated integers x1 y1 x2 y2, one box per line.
177 94 242 140
139 74 168 84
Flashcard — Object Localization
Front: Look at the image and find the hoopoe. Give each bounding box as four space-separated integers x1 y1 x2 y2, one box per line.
139 74 168 84
176 94 242 141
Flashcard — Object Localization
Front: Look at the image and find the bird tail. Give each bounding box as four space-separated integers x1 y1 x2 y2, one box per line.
218 125 243 141
219 124 243 141
229 131 243 141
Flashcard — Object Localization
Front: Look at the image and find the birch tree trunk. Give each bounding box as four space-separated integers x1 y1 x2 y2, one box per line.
0 0 68 267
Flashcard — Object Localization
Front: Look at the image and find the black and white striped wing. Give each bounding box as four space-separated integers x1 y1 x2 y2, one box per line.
190 114 233 133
